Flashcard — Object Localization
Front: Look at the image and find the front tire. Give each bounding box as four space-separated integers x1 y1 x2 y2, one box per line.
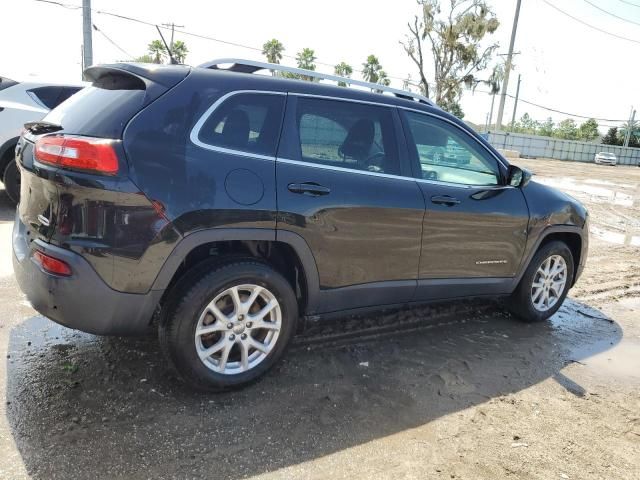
508 241 574 323
159 260 298 391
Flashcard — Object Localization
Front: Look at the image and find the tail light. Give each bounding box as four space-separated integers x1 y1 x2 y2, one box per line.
33 251 72 276
34 135 119 175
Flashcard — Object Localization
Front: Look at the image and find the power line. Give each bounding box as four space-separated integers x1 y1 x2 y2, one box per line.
582 0 640 27
92 23 135 60
33 0 80 8
32 0 408 82
617 0 640 7
473 88 627 122
541 0 640 44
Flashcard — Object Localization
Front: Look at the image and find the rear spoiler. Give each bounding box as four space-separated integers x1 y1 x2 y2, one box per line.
82 64 190 109
83 64 190 89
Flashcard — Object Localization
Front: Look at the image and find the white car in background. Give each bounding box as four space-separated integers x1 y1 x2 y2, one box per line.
0 76 83 203
594 152 617 166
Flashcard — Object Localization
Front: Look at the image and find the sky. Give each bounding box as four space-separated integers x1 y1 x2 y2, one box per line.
2 0 639 131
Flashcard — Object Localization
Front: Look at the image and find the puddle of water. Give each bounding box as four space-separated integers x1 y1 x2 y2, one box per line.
575 340 640 384
591 226 640 247
537 177 635 207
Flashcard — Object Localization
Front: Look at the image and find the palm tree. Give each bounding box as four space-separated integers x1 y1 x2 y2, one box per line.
373 71 391 94
620 119 640 143
171 40 188 64
334 62 353 87
148 40 167 64
362 55 384 85
378 71 390 87
296 48 316 81
262 39 284 64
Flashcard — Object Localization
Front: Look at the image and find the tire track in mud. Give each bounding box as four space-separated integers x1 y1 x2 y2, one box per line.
292 302 499 350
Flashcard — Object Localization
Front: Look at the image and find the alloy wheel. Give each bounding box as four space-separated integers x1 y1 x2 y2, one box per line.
194 284 281 374
530 254 568 312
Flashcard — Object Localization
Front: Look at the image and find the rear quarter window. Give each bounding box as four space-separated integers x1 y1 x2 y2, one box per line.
194 92 286 158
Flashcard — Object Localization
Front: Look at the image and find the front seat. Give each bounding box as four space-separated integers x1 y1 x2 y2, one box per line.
220 109 250 149
338 119 374 167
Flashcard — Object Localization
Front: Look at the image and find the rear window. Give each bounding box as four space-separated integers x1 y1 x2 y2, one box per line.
44 85 146 138
27 86 82 109
195 93 285 158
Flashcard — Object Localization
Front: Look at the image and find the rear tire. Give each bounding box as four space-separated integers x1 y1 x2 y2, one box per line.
508 241 574 323
3 159 20 204
159 259 298 391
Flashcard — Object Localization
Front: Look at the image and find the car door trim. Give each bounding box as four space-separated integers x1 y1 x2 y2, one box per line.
189 89 511 189
277 157 515 191
189 90 286 161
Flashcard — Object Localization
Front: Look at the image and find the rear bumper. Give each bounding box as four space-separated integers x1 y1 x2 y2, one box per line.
12 214 162 335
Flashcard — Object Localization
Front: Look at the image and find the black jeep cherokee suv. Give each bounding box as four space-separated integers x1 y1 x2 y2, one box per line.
13 60 588 390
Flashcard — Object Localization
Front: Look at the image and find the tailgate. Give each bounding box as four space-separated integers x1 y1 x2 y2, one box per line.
16 63 190 243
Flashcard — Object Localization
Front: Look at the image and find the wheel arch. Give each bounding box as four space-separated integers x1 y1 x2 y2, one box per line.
151 228 321 316
0 136 19 174
516 226 585 289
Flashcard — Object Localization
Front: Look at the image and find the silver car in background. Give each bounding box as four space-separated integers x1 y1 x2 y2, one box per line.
594 152 617 166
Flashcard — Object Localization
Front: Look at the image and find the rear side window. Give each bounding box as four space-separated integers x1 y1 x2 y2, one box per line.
196 93 285 157
295 97 400 175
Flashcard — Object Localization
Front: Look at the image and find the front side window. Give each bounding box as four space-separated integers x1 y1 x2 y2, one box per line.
295 97 400 175
197 93 285 157
403 111 500 186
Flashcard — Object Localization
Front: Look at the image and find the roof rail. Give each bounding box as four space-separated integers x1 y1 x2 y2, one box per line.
198 58 434 106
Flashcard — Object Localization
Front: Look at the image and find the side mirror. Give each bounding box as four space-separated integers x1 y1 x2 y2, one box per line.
508 165 532 188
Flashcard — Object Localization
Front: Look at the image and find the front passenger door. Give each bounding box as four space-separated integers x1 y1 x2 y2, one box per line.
400 110 530 299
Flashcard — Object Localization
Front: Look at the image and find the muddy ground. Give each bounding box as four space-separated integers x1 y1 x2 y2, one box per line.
0 158 639 479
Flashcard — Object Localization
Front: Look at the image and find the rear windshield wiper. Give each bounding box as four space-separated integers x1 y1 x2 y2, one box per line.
23 120 63 135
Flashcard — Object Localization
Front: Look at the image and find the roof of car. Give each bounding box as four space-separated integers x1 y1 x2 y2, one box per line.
194 65 439 114
102 61 438 113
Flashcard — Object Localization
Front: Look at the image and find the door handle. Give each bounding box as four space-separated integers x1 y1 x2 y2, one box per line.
288 182 331 196
431 195 460 206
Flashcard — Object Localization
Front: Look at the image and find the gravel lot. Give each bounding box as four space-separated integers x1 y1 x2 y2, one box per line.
0 158 639 479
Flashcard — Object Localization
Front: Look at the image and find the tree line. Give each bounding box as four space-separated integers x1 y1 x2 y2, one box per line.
505 114 600 141
601 121 640 147
505 113 640 146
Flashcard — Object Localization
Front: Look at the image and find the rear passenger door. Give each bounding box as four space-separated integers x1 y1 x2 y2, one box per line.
275 95 425 313
400 109 530 299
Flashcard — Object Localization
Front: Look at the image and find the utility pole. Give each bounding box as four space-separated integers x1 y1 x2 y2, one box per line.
488 93 497 130
496 0 522 130
162 22 184 57
82 0 93 70
510 74 522 129
623 108 636 148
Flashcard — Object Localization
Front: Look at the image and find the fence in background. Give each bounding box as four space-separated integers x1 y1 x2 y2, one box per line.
486 131 640 166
